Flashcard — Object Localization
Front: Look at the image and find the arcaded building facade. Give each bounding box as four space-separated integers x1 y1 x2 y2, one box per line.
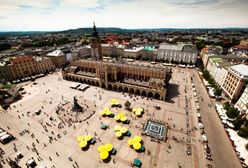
62 60 171 100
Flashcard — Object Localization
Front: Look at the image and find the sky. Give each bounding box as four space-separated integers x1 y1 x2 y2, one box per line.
0 0 248 31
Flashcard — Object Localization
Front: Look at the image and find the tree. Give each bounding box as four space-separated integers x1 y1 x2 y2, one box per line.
226 107 240 119
171 59 175 64
125 101 131 111
0 42 11 51
232 116 244 130
196 40 206 51
214 87 222 97
238 127 248 138
223 102 231 110
180 59 184 65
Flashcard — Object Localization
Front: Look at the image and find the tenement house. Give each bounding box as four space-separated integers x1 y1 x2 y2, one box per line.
157 43 198 64
221 64 248 102
0 56 54 82
235 85 248 115
46 49 68 67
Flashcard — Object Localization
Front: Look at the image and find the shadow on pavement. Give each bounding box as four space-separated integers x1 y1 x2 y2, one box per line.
165 83 179 103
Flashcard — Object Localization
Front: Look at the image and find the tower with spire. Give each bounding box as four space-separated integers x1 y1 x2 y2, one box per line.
91 22 102 61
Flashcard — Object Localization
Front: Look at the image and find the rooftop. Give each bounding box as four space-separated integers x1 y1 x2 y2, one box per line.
210 57 223 63
144 46 155 51
159 43 183 51
234 45 248 50
124 47 144 52
47 50 65 57
229 64 248 80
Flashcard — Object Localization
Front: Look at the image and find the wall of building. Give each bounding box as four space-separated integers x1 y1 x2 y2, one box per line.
36 57 55 74
221 71 247 101
0 65 13 82
235 86 248 114
64 60 171 101
157 49 197 64
47 55 67 67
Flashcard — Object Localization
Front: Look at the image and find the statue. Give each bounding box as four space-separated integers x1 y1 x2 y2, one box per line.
72 96 84 112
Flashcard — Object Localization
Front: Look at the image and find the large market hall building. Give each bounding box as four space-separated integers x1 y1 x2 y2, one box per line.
62 24 172 101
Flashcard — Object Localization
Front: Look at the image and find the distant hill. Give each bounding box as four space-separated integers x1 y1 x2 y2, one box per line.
0 27 248 37
59 27 128 34
0 31 50 37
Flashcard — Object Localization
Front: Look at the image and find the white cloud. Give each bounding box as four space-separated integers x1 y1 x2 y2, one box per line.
0 0 247 31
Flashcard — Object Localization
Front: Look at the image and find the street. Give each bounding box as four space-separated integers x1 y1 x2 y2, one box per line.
190 69 242 168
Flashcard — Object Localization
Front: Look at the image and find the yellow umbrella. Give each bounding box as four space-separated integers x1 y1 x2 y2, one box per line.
98 145 105 152
134 136 142 142
119 113 125 118
135 111 141 116
100 111 105 115
133 107 143 114
138 107 143 112
120 127 128 133
114 115 121 121
127 138 134 146
120 116 127 122
111 98 120 105
133 142 141 150
79 140 87 148
103 107 109 111
115 131 122 137
100 151 109 160
104 143 113 152
132 108 137 113
114 125 121 131
84 135 92 141
105 110 112 116
77 135 85 142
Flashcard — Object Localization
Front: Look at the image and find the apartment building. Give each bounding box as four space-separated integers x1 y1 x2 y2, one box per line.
235 85 248 115
0 55 54 82
157 43 197 64
221 64 248 101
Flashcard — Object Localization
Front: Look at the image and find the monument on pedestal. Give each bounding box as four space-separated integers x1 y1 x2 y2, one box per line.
72 96 84 112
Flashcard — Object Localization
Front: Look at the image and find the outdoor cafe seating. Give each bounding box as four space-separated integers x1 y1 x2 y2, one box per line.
133 158 142 167
101 124 108 130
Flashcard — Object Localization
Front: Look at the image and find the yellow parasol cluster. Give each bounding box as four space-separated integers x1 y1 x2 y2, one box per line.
132 107 144 116
97 143 113 160
100 108 113 116
77 135 93 148
127 135 142 150
114 112 127 122
111 98 120 106
114 125 128 138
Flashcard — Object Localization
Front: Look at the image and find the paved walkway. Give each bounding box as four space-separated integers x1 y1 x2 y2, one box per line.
191 69 242 168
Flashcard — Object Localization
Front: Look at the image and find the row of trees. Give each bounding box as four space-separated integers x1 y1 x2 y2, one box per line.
201 68 222 97
0 42 11 51
22 37 71 48
224 102 248 138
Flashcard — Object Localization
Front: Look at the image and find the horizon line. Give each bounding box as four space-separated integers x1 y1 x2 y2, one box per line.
1 26 248 32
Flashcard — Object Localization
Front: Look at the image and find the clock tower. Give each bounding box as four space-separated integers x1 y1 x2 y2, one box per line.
91 22 102 61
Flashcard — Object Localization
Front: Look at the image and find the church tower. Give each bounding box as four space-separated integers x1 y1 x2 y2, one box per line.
91 22 102 60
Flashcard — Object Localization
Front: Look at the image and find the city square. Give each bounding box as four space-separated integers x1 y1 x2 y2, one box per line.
0 67 209 168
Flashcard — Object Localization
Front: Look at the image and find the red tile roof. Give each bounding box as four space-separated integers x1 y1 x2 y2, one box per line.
234 45 248 50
